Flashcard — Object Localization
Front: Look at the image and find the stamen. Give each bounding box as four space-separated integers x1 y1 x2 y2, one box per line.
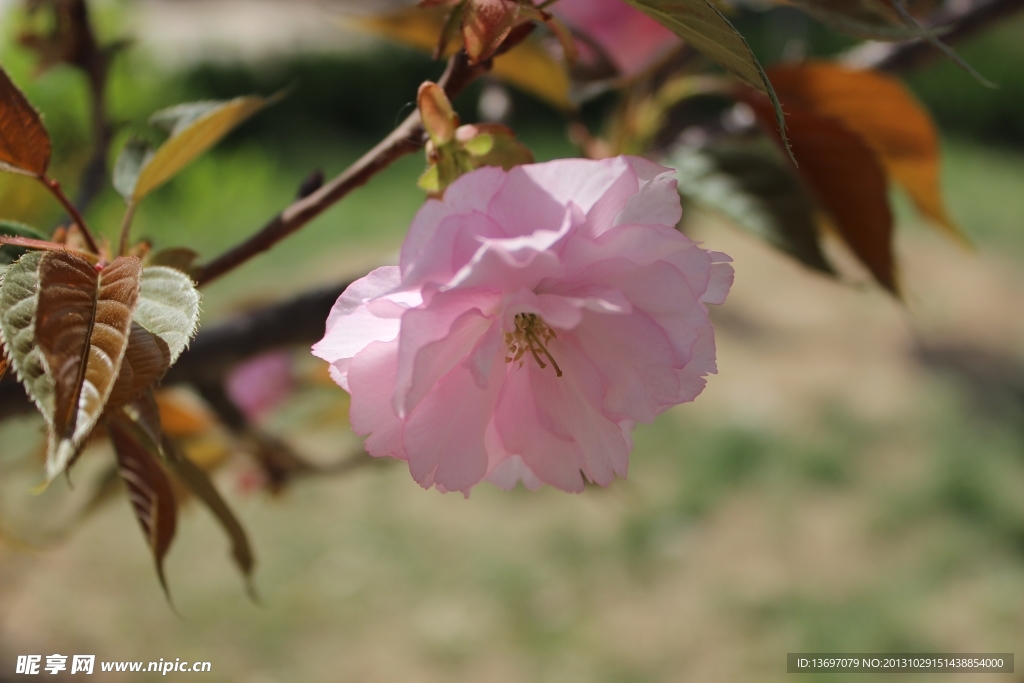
504 313 563 377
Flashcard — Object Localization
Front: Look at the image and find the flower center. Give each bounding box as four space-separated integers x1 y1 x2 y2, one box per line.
505 313 563 377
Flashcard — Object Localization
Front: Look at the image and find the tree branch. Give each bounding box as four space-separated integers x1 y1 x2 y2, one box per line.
842 0 1024 71
193 50 490 286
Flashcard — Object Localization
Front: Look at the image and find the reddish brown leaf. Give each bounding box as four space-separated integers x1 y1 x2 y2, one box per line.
0 66 51 175
163 435 257 599
742 91 897 294
36 252 141 479
106 322 172 410
766 62 963 243
463 0 521 64
108 416 177 599
0 354 7 383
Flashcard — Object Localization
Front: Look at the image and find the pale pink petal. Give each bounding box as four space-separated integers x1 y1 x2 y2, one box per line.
494 360 588 492
347 340 406 460
675 324 718 403
615 173 681 228
395 289 498 416
464 320 504 387
401 166 506 272
226 351 294 422
312 266 403 366
571 308 681 423
485 452 545 491
445 204 581 292
527 337 630 485
402 357 504 494
703 254 735 305
402 210 507 288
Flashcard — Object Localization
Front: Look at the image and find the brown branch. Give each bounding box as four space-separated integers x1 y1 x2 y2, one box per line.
69 0 116 213
842 0 1024 71
193 50 490 287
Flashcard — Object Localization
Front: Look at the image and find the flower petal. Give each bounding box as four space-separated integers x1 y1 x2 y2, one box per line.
395 289 498 417
571 308 681 423
403 355 504 494
401 166 507 273
348 340 406 460
312 267 404 370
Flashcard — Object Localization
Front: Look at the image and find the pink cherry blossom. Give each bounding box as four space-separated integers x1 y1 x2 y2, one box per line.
312 156 732 494
226 351 295 423
552 0 680 77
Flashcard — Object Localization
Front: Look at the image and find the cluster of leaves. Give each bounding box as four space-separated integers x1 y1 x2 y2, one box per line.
0 58 269 597
646 62 962 294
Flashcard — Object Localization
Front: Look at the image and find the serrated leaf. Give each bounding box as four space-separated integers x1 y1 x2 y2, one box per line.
670 138 834 275
742 90 897 294
765 62 965 244
164 435 256 598
106 322 171 410
0 220 49 265
132 96 272 202
621 0 786 145
134 266 201 366
36 252 141 480
0 66 51 176
108 415 177 600
463 0 521 64
0 251 53 420
112 136 153 202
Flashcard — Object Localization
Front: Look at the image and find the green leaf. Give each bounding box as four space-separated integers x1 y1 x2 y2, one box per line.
164 436 257 599
107 413 178 601
669 138 834 275
134 266 201 366
622 0 787 149
0 251 53 420
112 136 153 202
0 220 49 265
133 95 275 202
464 133 494 157
35 253 142 481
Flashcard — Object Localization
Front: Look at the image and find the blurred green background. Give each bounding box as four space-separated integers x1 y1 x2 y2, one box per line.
1 1 1024 681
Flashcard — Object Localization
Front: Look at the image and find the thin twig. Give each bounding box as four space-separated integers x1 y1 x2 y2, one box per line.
193 50 491 287
842 0 1024 71
41 176 101 254
118 203 137 256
